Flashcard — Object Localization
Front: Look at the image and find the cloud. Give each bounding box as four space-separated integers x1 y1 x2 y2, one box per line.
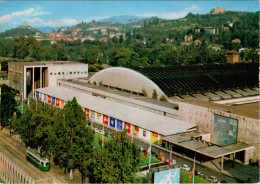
139 5 200 20
0 7 50 24
22 17 80 27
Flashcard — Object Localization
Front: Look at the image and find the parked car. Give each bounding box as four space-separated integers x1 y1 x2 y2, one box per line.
93 128 99 133
180 164 191 171
195 170 204 177
166 159 177 165
206 176 218 183
99 129 105 135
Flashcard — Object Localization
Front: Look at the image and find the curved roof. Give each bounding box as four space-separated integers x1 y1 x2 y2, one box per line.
134 63 259 97
89 67 167 99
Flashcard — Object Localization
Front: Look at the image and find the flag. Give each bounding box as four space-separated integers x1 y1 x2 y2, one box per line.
168 151 172 166
143 144 150 157
188 167 194 183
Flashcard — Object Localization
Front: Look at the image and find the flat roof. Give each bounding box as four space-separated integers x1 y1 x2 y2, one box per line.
36 86 196 136
163 132 253 158
64 79 178 110
8 61 86 67
182 99 259 120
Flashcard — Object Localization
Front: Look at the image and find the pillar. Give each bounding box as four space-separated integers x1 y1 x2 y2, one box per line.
40 67 42 88
221 156 224 172
24 67 27 99
32 67 35 98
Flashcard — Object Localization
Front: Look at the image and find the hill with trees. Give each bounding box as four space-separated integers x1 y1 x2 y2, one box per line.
0 11 258 69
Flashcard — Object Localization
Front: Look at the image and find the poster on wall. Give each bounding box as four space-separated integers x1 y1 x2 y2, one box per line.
109 117 116 128
90 111 95 120
151 132 158 143
103 115 109 125
116 120 123 131
154 168 180 184
44 95 47 102
51 97 55 104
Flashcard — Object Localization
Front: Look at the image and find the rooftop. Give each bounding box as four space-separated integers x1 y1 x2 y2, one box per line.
8 61 86 67
36 86 196 136
183 99 259 119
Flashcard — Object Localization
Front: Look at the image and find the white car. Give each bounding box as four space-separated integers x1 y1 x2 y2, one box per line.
180 164 191 171
93 128 99 133
166 159 177 165
99 129 105 135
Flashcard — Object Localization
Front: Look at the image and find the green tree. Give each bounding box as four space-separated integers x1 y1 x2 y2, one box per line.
53 97 93 182
152 89 158 99
89 130 141 183
0 84 17 135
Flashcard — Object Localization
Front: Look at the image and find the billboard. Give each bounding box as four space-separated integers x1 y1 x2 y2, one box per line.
154 168 180 184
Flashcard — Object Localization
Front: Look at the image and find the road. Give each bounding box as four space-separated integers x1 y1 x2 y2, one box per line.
0 129 81 183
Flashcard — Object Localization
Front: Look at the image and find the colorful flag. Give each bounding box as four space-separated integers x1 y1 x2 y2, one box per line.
124 123 131 134
51 97 55 104
116 120 123 131
35 91 39 99
90 111 95 120
103 115 108 125
47 96 51 103
60 100 64 108
85 109 89 118
188 167 194 183
109 117 115 128
143 144 150 157
56 98 60 107
168 151 172 166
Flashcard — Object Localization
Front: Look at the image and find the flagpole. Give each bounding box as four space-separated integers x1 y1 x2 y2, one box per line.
102 123 104 149
21 94 23 114
149 143 151 170
193 154 196 184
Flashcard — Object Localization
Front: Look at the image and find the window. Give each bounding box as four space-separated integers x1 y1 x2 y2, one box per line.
70 72 72 74
78 71 80 74
50 73 53 75
62 72 64 74
85 71 87 73
54 73 56 75
74 71 76 74
58 72 61 75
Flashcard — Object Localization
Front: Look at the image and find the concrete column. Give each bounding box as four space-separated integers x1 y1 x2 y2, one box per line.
32 67 35 98
40 67 42 88
221 156 224 172
24 67 27 99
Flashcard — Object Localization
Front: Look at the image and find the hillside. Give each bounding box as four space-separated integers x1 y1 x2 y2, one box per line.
3 27 43 37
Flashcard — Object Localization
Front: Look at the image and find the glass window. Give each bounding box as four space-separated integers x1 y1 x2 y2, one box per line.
50 73 53 75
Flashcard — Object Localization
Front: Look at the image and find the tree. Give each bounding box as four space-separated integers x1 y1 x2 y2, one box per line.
152 89 158 99
53 97 93 182
89 130 141 183
0 85 17 135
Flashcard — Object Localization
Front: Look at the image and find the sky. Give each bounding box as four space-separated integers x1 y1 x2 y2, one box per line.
0 1 259 32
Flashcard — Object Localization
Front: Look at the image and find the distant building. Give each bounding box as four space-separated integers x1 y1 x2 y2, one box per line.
211 7 226 14
204 27 216 35
226 50 240 63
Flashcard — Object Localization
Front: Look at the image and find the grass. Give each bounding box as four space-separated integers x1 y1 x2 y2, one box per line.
141 154 161 166
180 170 209 183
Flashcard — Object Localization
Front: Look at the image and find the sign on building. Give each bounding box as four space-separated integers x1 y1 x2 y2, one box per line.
154 168 180 184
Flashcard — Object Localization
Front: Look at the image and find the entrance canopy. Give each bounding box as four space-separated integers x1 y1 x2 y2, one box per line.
163 131 253 158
